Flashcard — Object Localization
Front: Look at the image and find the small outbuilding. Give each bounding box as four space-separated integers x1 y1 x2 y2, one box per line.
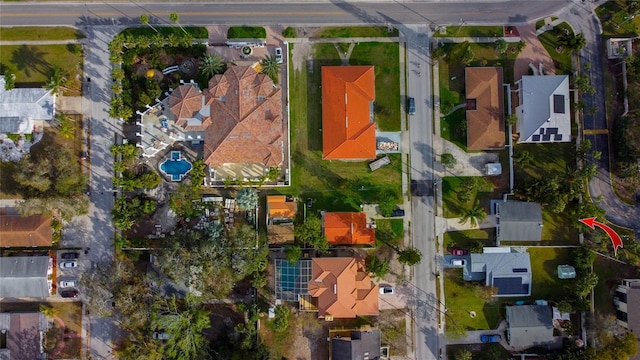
557 265 576 279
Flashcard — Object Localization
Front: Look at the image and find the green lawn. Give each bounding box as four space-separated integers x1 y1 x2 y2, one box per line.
537 22 575 74
527 247 574 300
0 44 83 95
433 26 503 38
226 26 266 39
0 27 85 40
443 229 496 251
596 0 640 37
377 219 404 238
444 269 502 334
593 256 639 316
441 176 494 218
446 344 512 360
315 26 399 38
120 26 208 38
440 108 466 149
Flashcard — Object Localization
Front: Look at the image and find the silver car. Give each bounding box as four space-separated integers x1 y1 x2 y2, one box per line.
60 260 78 269
60 280 78 288
275 47 283 64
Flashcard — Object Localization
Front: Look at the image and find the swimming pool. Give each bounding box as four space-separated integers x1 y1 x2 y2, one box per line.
159 151 192 181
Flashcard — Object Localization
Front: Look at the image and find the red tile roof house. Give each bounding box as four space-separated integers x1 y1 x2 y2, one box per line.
146 66 284 181
0 213 52 248
307 257 379 319
323 212 375 246
267 195 297 245
465 67 505 150
321 66 377 160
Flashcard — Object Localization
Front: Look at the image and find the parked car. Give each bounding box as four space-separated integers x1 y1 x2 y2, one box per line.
407 97 416 115
60 289 79 298
60 280 78 288
480 334 502 343
60 260 78 269
61 252 79 260
390 208 405 217
275 47 283 64
152 332 170 340
379 285 395 295
450 259 466 267
451 248 469 256
306 198 313 209
80 151 88 160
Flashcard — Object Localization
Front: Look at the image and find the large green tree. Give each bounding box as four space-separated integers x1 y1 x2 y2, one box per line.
260 54 280 85
459 204 487 227
294 215 329 251
398 247 422 266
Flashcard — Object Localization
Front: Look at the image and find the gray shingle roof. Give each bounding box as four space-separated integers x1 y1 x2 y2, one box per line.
467 251 532 297
331 329 381 360
506 305 554 347
0 76 55 134
0 256 49 298
497 201 543 241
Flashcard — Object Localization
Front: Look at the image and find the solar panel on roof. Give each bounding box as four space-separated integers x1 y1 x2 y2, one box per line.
553 94 565 114
542 134 551 141
532 135 540 141
547 128 558 135
493 277 529 295
554 134 563 141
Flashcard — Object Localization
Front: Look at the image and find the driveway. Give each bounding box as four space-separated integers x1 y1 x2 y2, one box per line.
433 138 499 177
513 23 556 82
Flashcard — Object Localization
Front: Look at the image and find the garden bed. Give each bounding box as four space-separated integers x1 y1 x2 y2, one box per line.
227 26 266 39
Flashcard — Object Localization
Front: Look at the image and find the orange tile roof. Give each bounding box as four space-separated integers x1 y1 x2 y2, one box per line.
323 212 375 246
0 214 52 247
168 84 204 123
465 67 505 150
321 66 377 160
203 66 283 167
308 257 378 318
267 196 296 219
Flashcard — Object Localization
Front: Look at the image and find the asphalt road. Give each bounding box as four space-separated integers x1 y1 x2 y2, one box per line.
0 1 570 27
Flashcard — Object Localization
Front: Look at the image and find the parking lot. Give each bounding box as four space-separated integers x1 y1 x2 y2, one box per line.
56 250 83 298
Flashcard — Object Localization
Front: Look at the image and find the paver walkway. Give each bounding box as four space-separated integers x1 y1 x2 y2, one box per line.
513 24 556 82
433 138 499 178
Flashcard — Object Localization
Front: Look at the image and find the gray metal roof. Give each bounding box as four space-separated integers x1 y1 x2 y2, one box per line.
0 77 55 134
516 75 570 143
467 251 532 296
506 305 553 347
331 329 381 360
0 117 25 133
0 256 49 298
497 201 543 241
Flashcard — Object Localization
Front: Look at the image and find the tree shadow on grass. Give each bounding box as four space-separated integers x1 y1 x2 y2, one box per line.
11 45 49 78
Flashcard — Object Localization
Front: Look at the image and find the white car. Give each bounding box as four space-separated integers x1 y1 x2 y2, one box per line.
152 332 170 340
60 280 78 288
379 285 395 295
60 261 78 269
275 47 283 64
451 259 466 267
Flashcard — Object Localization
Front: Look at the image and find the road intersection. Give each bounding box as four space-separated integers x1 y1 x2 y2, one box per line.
1 1 628 359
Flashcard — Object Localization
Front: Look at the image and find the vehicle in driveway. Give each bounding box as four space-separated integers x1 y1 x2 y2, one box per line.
60 289 79 298
379 285 395 295
451 248 469 256
275 47 283 64
152 331 170 340
60 260 78 269
390 208 405 217
407 97 416 115
61 252 79 260
480 334 501 343
60 280 78 288
451 259 466 266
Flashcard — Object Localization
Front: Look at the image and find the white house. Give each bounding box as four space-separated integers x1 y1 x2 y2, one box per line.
515 75 570 143
0 76 55 135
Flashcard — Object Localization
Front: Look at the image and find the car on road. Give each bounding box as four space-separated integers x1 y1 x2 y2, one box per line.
60 289 79 298
152 332 170 340
480 334 501 343
450 259 466 267
407 97 416 115
379 285 395 295
60 260 78 269
275 47 283 64
60 280 78 288
451 248 469 256
61 252 79 260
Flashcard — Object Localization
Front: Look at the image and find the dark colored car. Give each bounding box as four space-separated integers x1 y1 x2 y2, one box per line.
451 248 469 256
480 334 501 343
61 252 79 260
306 198 313 209
60 289 79 298
407 97 416 115
390 209 405 217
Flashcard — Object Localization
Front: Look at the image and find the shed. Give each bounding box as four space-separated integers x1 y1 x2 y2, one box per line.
485 163 502 176
369 156 390 171
557 265 576 279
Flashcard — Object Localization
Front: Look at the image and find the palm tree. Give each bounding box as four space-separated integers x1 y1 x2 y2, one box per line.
55 112 75 139
39 304 59 319
514 150 533 167
46 65 69 95
139 14 158 33
558 32 586 52
260 54 280 85
199 53 226 78
459 204 486 227
170 13 187 34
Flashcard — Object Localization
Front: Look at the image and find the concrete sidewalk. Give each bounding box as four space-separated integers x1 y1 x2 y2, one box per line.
433 137 500 178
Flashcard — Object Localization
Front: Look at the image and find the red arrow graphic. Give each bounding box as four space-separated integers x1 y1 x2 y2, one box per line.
579 217 624 255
